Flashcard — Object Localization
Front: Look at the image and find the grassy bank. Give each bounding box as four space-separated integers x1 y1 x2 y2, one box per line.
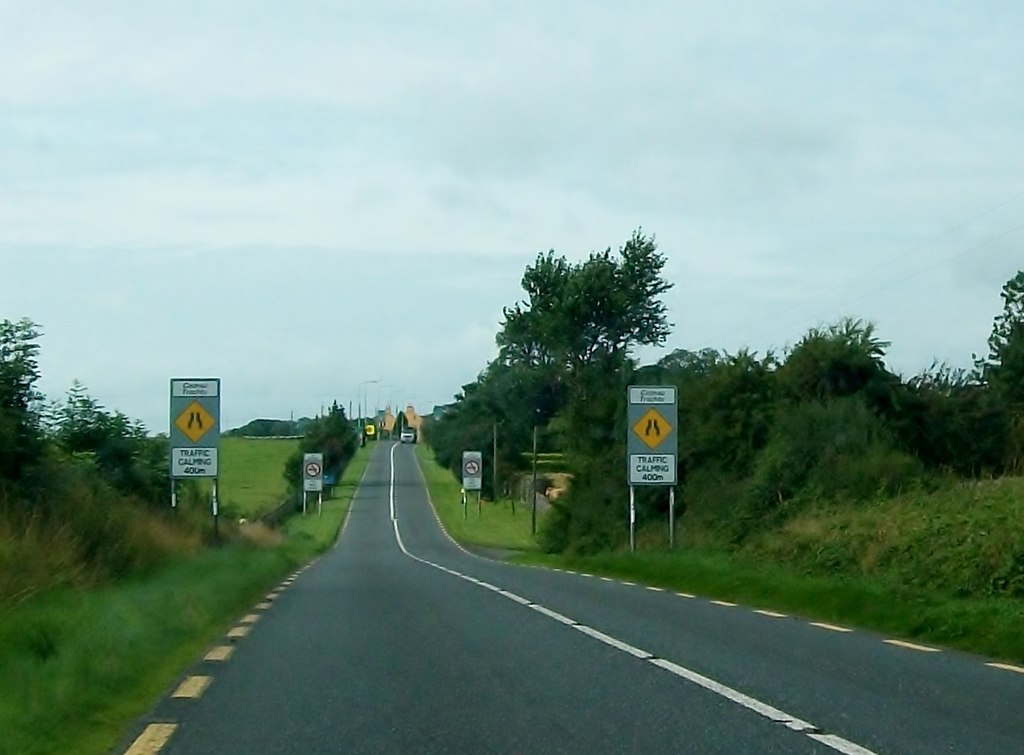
0 442 370 755
416 442 1024 664
414 443 538 551
517 547 1024 664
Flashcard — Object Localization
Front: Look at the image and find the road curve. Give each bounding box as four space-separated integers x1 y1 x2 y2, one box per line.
121 442 1024 754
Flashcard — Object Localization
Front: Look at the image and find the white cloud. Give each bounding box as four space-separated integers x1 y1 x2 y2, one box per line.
2 1 1024 430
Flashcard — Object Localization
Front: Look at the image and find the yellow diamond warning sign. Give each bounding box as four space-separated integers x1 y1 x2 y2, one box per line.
175 401 215 443
632 407 672 450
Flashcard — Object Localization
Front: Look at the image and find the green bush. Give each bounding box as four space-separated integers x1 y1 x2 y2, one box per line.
731 397 926 540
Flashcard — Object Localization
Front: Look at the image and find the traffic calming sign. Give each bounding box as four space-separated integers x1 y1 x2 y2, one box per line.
175 401 216 443
632 407 673 450
169 377 220 479
627 385 678 486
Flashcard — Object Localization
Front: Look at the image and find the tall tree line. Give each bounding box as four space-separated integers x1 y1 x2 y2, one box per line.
425 237 1024 554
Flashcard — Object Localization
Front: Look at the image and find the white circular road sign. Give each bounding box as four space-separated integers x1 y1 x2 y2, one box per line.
464 459 481 476
305 462 322 478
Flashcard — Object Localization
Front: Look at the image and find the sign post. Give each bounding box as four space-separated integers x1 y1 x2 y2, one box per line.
626 385 678 551
303 453 324 516
462 451 483 518
170 378 221 535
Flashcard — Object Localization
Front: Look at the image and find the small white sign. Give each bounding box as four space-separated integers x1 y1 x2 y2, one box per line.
172 380 220 398
628 386 676 405
629 453 676 485
303 453 324 492
172 447 219 478
462 450 483 491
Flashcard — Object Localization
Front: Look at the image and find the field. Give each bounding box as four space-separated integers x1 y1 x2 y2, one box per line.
215 436 299 518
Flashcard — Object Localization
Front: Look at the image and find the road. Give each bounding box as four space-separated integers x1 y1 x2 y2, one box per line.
123 442 1024 754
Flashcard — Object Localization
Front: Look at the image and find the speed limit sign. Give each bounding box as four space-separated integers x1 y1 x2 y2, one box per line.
303 452 324 492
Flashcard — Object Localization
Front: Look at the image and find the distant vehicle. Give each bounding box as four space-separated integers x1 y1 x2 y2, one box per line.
400 428 416 444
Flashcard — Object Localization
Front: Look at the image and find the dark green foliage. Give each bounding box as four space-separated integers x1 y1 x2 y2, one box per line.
656 348 777 477
48 381 170 503
776 317 898 408
497 230 672 373
0 318 44 483
979 270 1024 470
892 364 1009 476
729 397 925 541
283 402 358 489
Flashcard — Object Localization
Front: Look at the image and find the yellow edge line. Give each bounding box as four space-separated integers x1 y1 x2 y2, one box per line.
227 626 250 639
988 662 1024 674
810 622 853 633
123 723 177 755
172 675 212 699
240 613 261 624
205 645 234 662
884 639 941 653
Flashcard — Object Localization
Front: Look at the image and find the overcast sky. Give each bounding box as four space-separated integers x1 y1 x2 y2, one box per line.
2 1 1023 433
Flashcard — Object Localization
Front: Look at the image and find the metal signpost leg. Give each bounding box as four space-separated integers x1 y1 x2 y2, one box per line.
629 486 636 553
212 479 219 541
318 491 323 517
478 491 482 519
669 487 675 549
171 479 177 511
302 491 307 515
462 489 467 519
531 425 538 535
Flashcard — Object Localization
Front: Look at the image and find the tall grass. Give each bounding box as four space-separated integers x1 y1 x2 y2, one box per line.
0 444 370 755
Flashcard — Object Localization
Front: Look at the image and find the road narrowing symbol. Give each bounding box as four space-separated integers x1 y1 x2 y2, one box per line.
175 401 215 443
632 407 672 450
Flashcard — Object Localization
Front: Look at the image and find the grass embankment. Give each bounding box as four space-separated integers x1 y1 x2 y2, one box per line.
0 441 370 755
414 443 538 552
415 443 1024 664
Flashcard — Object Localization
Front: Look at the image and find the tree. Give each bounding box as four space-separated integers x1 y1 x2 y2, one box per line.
0 318 44 483
983 270 1024 407
980 270 1024 469
496 231 674 552
497 230 673 376
776 318 898 412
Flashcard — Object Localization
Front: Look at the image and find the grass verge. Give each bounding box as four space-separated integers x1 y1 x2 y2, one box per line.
514 547 1024 665
0 444 370 755
414 443 538 551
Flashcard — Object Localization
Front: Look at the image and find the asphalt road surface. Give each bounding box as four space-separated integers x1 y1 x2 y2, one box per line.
124 442 1024 754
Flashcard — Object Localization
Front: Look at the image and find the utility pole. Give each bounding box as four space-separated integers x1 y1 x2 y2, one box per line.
493 420 500 509
531 424 538 535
